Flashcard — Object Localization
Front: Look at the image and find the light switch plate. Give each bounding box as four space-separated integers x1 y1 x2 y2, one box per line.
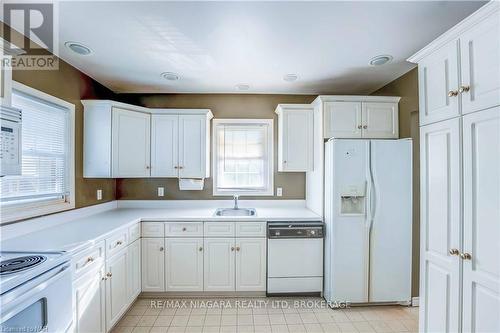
158 187 165 197
96 189 102 200
276 187 283 197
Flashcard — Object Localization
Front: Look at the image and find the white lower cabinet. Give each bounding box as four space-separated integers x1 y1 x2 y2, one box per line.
127 239 141 302
141 238 165 292
235 238 266 291
165 238 204 291
73 267 106 333
204 238 235 291
105 248 129 331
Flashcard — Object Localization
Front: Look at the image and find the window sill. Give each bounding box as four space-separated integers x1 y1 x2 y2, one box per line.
0 200 75 224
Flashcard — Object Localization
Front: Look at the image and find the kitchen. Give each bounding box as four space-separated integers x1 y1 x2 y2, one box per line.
0 1 498 333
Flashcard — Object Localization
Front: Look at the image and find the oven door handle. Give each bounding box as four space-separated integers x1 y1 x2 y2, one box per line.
0 263 71 323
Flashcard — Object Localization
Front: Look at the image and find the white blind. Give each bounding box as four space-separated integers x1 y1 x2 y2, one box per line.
215 123 270 192
0 90 70 204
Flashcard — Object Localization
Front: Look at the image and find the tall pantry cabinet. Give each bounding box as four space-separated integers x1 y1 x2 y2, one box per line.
408 2 500 332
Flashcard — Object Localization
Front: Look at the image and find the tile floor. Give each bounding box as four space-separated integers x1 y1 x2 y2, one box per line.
113 297 419 333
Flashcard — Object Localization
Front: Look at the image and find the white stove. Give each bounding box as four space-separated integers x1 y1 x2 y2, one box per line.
0 251 73 332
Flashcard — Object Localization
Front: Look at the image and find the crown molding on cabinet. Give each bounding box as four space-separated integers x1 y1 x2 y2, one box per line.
407 1 499 63
311 95 401 105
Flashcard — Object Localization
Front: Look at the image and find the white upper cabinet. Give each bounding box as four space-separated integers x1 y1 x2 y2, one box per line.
151 115 178 177
83 100 212 178
275 104 314 172
112 108 151 178
178 115 209 178
417 40 461 125
460 12 500 114
361 102 399 138
315 96 400 139
324 101 362 138
408 1 500 123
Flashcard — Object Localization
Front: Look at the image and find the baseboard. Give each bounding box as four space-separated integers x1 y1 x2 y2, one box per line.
412 297 419 307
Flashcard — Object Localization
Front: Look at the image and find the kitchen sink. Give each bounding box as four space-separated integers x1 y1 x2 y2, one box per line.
214 208 257 217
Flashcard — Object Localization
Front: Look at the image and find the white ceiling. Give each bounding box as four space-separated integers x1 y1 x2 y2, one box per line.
53 1 485 94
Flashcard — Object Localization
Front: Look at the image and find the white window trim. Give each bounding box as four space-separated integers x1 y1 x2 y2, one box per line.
1 81 75 224
212 118 274 196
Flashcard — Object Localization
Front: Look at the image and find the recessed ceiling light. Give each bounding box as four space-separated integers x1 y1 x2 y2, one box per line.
369 55 393 66
64 41 92 55
235 83 250 91
161 72 180 81
283 74 298 82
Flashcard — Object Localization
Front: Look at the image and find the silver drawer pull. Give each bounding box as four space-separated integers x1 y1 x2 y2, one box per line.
86 256 94 263
116 240 123 246
182 227 187 231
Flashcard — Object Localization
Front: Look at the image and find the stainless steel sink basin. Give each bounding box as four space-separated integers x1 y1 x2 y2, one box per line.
214 208 257 217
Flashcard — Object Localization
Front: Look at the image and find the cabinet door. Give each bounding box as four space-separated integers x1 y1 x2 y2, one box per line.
419 118 461 333
141 238 165 292
127 239 141 302
323 101 362 138
235 238 266 291
73 268 106 333
112 108 151 177
204 238 235 291
105 249 129 330
151 115 179 177
165 238 204 291
279 109 313 172
460 13 500 114
462 107 500 333
418 40 460 125
361 102 399 138
178 115 207 178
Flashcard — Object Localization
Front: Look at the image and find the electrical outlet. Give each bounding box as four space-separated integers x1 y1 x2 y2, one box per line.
96 189 103 200
276 187 283 197
158 187 165 197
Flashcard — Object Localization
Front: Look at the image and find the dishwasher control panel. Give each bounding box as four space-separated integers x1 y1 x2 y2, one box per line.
267 222 324 238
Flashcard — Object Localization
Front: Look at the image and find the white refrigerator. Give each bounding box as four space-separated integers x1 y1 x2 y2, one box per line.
324 139 412 304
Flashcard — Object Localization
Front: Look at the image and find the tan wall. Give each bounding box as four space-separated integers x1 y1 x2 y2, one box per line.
371 68 420 297
3 23 117 209
116 94 316 200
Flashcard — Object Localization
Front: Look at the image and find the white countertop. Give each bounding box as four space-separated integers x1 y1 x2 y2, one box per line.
0 200 321 254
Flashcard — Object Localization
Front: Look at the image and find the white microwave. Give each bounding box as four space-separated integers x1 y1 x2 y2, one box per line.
0 105 22 176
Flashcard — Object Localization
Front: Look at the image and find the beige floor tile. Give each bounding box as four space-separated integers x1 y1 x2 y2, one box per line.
192 309 208 315
220 326 238 333
155 316 174 327
133 327 152 333
185 327 203 333
271 325 289 333
202 327 220 333
171 316 190 327
113 327 135 333
176 309 193 316
269 314 286 325
267 308 284 314
352 322 375 333
368 321 392 333
344 312 364 322
238 315 253 326
300 313 318 324
161 309 178 316
315 313 334 324
207 309 223 315
284 314 302 325
237 325 254 333
138 316 159 327
221 315 238 326
385 321 407 332
320 323 341 333
253 308 268 315
330 312 350 323
145 308 163 316
129 306 148 316
119 315 142 327
150 328 169 333
167 327 186 333
253 315 270 326
288 324 306 333
205 315 222 326
304 324 324 333
336 322 357 333
254 326 273 333
238 309 253 315
400 320 418 331
223 309 238 315
188 315 206 326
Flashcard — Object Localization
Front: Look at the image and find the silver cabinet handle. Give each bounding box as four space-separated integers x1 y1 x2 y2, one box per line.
116 240 123 246
159 247 164 252
449 248 459 256
231 247 235 251
199 247 203 252
236 246 240 252
363 125 367 129
459 85 470 93
460 252 472 260
182 227 187 231
106 272 112 278
448 90 458 97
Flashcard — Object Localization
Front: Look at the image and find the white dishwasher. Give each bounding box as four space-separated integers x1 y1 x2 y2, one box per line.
267 221 324 295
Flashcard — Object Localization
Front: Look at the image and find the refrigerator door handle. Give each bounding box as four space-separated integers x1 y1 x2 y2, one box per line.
368 148 376 232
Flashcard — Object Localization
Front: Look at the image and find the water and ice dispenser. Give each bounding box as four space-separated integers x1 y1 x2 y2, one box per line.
340 183 366 215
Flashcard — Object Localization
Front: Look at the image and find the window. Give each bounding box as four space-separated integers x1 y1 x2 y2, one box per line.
213 119 273 196
0 82 75 223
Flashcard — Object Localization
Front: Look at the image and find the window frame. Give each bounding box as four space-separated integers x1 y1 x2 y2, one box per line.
1 81 75 224
212 118 274 196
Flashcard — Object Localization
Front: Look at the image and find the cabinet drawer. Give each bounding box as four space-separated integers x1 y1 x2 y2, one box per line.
165 222 203 237
129 223 141 242
72 241 105 278
236 222 266 237
204 222 235 237
105 229 128 258
142 222 165 237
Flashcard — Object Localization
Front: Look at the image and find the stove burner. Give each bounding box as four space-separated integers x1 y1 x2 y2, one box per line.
0 255 47 275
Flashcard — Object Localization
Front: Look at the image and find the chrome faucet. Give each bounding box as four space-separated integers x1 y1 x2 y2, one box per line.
233 195 239 209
